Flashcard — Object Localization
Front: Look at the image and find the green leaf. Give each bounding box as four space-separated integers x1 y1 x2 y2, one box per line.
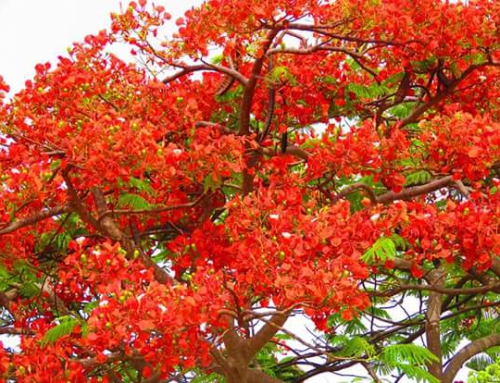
117 193 151 210
396 364 440 383
361 237 397 263
191 372 221 383
129 177 154 195
268 66 296 86
380 344 438 366
19 282 40 298
335 336 377 358
379 344 439 383
54 231 71 251
346 83 388 99
42 317 81 345
0 265 11 291
83 300 99 314
405 170 432 186
386 103 414 118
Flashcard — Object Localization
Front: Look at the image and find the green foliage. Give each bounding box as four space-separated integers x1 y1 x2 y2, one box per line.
42 316 82 345
191 372 222 383
405 170 432 186
469 356 500 382
467 354 495 372
332 336 377 359
361 236 399 263
328 312 367 334
378 344 439 383
440 330 463 359
346 82 389 99
252 336 304 382
0 264 11 291
267 66 297 86
83 300 99 314
117 193 151 210
386 103 414 119
18 282 40 298
339 175 385 213
327 334 438 382
129 176 154 195
381 344 437 367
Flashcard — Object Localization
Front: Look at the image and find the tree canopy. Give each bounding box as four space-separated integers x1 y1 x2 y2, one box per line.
1 0 500 382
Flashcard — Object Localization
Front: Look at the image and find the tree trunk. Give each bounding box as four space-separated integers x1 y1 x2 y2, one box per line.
425 268 446 380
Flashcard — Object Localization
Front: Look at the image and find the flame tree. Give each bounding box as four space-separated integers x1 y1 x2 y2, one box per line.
1 0 500 382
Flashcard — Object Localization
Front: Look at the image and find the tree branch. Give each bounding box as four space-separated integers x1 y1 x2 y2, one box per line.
239 29 279 136
162 64 248 86
332 183 377 204
245 312 289 361
376 176 454 204
102 194 205 217
0 205 70 235
443 333 500 383
62 168 101 230
400 63 485 128
371 282 500 297
258 144 310 161
246 369 285 383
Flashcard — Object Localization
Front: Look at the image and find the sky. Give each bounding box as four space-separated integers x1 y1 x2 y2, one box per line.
0 0 203 94
0 1 470 382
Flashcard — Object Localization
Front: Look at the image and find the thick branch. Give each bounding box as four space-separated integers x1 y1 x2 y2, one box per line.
239 29 279 136
259 144 310 161
443 334 500 383
62 168 101 230
330 176 463 206
91 187 174 285
247 369 285 383
332 183 377 204
371 282 500 297
245 312 289 361
400 63 485 128
162 64 248 86
102 194 205 217
425 268 445 380
376 176 454 204
92 187 124 242
0 205 70 235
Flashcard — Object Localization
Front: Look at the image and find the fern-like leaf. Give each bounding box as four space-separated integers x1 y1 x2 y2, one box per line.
379 344 439 383
42 317 81 345
405 170 432 186
362 237 397 263
117 193 151 210
335 336 377 358
381 344 438 366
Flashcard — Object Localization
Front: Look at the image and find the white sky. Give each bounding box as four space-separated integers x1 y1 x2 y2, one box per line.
0 1 470 382
0 0 204 94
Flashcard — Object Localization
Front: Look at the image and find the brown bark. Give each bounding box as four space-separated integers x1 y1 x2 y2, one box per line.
425 268 446 381
216 312 290 383
91 187 174 284
0 205 71 235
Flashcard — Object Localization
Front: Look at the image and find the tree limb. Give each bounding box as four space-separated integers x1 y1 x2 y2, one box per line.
162 64 248 86
0 205 70 235
376 176 454 204
245 312 289 361
443 333 500 383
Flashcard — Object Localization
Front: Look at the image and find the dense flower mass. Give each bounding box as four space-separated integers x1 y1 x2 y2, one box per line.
1 0 500 382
